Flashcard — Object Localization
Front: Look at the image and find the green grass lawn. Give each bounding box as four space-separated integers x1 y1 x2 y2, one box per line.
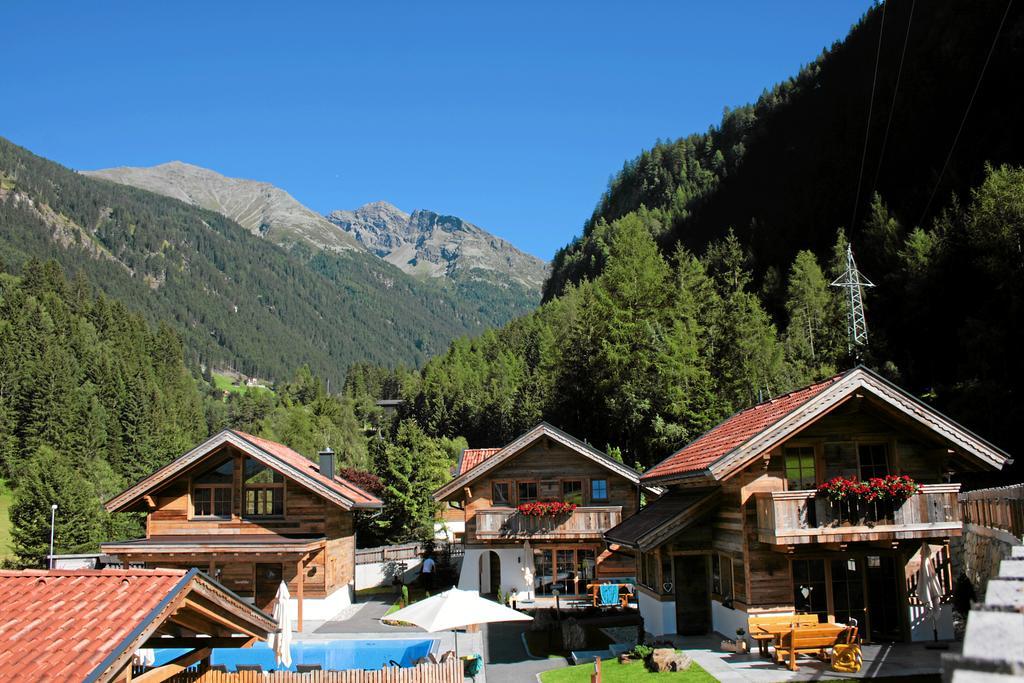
0 481 13 563
212 372 273 396
541 658 718 682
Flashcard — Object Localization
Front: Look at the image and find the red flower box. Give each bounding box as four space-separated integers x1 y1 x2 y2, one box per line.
516 501 578 517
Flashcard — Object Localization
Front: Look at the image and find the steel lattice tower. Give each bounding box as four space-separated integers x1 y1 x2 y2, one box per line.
830 244 875 357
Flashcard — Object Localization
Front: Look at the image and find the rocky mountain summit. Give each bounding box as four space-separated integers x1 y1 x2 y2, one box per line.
328 201 548 291
84 162 358 253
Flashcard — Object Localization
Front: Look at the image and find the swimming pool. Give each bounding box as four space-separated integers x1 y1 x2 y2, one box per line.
153 638 438 672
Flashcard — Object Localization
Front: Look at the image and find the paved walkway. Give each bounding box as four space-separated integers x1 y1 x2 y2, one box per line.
661 634 954 682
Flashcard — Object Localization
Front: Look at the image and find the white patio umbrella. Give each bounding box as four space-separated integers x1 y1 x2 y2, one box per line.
268 581 293 668
916 543 943 643
384 587 532 659
522 540 535 601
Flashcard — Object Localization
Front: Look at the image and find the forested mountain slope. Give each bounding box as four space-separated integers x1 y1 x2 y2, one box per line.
538 0 1024 468
0 138 530 384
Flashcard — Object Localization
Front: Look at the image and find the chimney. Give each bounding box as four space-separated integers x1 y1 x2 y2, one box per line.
318 447 335 479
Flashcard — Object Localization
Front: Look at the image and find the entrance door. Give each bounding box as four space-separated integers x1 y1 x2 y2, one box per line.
255 563 283 610
865 555 902 642
674 555 710 635
488 551 501 595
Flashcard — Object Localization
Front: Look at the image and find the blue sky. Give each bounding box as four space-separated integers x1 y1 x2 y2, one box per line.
1 1 873 260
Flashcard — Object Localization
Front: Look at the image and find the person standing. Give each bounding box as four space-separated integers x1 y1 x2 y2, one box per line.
420 553 436 590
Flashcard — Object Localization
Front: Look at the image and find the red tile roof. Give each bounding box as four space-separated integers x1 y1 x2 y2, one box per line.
233 431 381 507
643 374 846 481
458 448 502 475
0 569 186 682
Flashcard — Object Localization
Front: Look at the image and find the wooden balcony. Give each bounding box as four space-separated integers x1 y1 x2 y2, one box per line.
755 484 961 546
475 506 622 540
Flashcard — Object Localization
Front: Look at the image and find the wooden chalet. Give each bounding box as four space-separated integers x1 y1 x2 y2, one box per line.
102 430 381 630
0 568 276 683
605 366 1012 642
435 423 660 599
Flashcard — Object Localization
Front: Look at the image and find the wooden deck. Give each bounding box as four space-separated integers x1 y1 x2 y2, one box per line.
475 506 622 539
755 484 961 545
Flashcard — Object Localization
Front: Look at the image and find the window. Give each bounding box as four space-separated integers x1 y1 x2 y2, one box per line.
831 557 865 626
590 479 609 503
858 443 889 480
244 458 284 517
720 555 734 600
710 553 734 600
792 559 828 622
784 446 816 490
711 553 722 594
192 459 233 518
492 482 511 506
517 481 538 503
641 552 658 590
561 480 583 505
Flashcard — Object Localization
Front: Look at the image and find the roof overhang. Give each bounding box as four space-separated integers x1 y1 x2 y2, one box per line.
85 569 276 683
644 367 1012 486
102 536 327 556
434 422 663 501
105 430 360 513
604 489 719 552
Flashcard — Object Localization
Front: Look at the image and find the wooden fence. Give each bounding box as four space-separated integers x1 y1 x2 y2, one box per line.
141 658 462 683
960 483 1024 539
354 542 463 565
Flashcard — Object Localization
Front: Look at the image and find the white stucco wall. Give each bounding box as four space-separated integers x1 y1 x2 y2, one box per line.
283 583 353 623
459 547 534 598
710 599 749 638
355 557 424 590
637 590 677 636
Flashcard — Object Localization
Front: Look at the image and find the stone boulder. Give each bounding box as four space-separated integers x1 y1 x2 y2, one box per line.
647 648 692 673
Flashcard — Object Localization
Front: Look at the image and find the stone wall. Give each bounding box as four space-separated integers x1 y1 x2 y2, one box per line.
951 524 1020 597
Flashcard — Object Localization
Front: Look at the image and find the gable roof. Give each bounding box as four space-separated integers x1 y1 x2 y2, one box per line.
643 366 1012 485
435 422 659 501
0 568 275 683
456 448 502 476
105 429 381 513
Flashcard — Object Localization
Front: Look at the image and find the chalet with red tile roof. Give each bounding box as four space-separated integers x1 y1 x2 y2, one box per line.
0 568 275 683
605 366 1012 641
435 423 660 599
102 429 381 630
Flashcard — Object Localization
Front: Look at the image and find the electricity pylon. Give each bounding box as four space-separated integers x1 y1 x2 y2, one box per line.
830 244 874 358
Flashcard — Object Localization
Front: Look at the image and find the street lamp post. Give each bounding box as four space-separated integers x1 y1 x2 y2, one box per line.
49 504 58 570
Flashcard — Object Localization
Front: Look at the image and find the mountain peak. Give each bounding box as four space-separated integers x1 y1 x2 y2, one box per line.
84 163 358 252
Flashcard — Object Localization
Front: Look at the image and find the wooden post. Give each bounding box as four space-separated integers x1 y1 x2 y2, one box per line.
297 555 305 633
591 655 602 683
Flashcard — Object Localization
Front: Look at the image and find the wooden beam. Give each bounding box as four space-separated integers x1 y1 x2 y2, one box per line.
179 598 261 638
143 636 256 649
132 647 211 683
143 495 157 510
297 554 306 633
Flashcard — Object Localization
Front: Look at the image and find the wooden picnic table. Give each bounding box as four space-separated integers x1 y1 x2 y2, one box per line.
748 614 821 658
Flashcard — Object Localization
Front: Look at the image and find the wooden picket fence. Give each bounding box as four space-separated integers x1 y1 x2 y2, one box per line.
354 542 463 565
141 658 462 683
960 483 1024 539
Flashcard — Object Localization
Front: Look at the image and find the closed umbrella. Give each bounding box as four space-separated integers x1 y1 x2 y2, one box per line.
268 581 293 668
916 544 943 643
385 587 532 659
522 540 535 601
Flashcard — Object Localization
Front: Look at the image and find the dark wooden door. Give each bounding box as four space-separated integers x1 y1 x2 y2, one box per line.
255 563 283 610
865 555 902 642
488 552 501 595
674 555 710 635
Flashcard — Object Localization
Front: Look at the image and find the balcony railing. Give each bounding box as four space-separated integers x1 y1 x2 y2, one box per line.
474 506 622 540
755 484 961 545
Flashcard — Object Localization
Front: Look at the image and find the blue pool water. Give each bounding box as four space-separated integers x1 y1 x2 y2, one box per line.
153 639 437 672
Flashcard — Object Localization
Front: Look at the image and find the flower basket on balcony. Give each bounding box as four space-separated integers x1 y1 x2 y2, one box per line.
817 475 921 526
517 501 578 517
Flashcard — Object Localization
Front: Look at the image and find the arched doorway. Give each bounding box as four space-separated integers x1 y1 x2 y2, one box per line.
478 551 501 596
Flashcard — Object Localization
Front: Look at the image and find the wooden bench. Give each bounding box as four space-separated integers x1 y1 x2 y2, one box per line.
774 624 856 672
748 614 820 658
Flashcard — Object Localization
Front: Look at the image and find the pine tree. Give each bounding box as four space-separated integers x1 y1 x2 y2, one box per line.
783 250 844 382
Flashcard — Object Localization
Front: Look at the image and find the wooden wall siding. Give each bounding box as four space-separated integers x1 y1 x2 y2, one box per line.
461 439 639 545
135 657 463 683
325 507 355 594
754 484 961 545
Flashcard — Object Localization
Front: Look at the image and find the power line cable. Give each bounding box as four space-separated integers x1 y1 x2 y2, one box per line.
870 0 916 195
918 0 1013 228
849 0 888 234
